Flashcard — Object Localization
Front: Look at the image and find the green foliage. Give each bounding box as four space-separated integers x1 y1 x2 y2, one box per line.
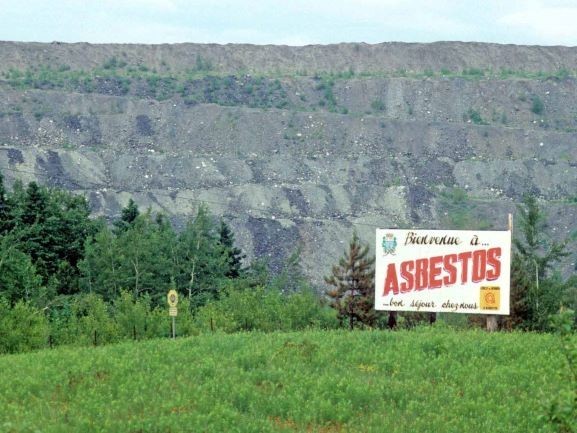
370 99 385 112
113 291 152 340
102 56 127 70
0 172 10 235
176 205 228 306
531 95 545 115
270 246 309 294
81 212 176 303
545 309 577 432
508 195 570 331
67 293 119 346
464 108 488 125
314 77 338 112
0 234 44 304
113 198 139 233
0 177 97 297
194 54 213 72
219 220 245 278
438 187 490 230
82 204 248 309
0 329 571 432
195 283 337 334
0 297 49 354
462 68 485 77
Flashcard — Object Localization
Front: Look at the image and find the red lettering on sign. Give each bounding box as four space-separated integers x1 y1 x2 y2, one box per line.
383 263 399 296
400 260 414 293
415 258 429 291
428 255 443 289
472 250 486 283
381 248 504 295
486 247 501 280
443 254 458 286
457 251 472 284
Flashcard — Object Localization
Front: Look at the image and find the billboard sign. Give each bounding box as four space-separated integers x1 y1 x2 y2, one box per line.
375 229 511 315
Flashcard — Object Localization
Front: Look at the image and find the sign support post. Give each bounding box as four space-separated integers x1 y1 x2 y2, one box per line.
167 289 178 339
486 214 512 332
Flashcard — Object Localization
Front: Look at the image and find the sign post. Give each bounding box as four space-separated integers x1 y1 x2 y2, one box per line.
485 214 513 331
167 289 178 339
375 227 511 318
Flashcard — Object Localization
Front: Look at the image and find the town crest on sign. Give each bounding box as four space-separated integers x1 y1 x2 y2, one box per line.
382 233 397 255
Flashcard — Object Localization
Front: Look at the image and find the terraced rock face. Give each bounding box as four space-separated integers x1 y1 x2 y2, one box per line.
1 41 576 283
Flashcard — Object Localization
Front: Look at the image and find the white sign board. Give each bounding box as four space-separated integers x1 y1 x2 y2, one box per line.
375 229 511 315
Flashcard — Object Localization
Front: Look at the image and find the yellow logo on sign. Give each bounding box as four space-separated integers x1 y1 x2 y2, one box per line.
480 286 500 310
167 289 179 307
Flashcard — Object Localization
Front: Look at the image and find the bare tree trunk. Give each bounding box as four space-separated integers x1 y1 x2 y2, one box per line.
349 298 354 330
132 258 140 298
189 260 196 300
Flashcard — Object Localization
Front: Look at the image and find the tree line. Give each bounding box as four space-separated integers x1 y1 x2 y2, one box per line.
0 171 575 355
0 172 340 353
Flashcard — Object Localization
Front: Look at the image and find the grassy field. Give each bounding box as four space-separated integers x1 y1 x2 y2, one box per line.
0 327 571 433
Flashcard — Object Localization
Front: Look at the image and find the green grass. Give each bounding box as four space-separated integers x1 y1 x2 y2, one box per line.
0 328 571 432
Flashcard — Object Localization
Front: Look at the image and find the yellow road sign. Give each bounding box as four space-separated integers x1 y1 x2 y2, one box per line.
167 289 178 307
169 306 178 317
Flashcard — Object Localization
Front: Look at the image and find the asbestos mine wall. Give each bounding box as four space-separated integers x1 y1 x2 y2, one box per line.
0 41 576 283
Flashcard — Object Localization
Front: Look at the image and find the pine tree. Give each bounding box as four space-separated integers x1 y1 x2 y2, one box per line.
21 182 47 225
324 232 376 329
11 182 96 294
272 246 308 293
113 199 140 233
218 220 245 278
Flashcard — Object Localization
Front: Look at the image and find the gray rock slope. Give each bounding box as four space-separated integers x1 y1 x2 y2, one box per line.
0 41 576 283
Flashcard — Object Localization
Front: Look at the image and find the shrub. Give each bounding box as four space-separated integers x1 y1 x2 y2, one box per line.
0 297 49 354
113 291 151 340
371 99 385 112
531 95 544 115
464 108 487 125
67 293 119 346
194 286 337 333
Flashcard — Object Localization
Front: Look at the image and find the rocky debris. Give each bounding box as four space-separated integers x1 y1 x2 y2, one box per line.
1 41 577 284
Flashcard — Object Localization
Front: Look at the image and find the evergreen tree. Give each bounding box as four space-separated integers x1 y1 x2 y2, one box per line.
113 199 140 233
21 182 47 226
271 246 308 293
11 183 96 295
508 195 569 330
324 232 376 329
218 220 245 278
